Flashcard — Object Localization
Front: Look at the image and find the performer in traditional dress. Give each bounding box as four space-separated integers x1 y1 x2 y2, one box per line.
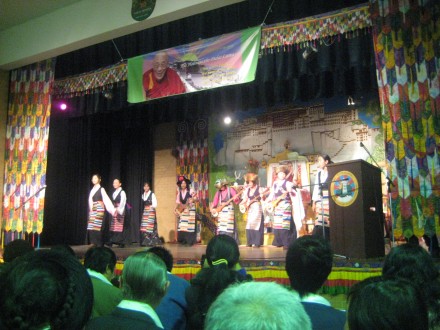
312 154 333 240
239 173 267 247
87 174 115 247
210 179 241 241
174 176 197 246
140 182 161 246
108 178 128 247
266 165 305 249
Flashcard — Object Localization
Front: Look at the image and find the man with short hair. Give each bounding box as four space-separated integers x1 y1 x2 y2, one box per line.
205 281 311 330
148 246 189 330
285 236 346 330
87 252 169 329
84 246 123 318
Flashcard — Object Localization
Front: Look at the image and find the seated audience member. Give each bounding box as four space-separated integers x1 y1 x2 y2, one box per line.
2 239 34 263
347 276 429 330
285 236 346 330
147 246 189 330
87 251 169 330
50 244 77 257
382 243 440 328
185 234 252 330
0 249 93 330
84 246 123 318
205 281 312 330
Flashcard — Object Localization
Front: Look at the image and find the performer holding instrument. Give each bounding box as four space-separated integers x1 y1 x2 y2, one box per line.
175 175 198 246
239 173 269 247
210 179 242 241
265 165 305 248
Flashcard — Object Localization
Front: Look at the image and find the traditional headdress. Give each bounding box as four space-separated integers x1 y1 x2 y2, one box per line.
245 173 258 183
177 175 191 186
214 178 229 189
275 165 289 174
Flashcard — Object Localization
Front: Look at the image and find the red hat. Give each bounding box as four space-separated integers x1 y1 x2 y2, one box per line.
177 175 191 186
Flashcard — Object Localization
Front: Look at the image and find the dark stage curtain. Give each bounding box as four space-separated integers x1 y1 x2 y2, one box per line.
44 0 375 245
43 109 154 245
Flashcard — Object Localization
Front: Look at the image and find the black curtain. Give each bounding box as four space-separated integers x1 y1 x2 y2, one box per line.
43 108 154 245
43 0 375 245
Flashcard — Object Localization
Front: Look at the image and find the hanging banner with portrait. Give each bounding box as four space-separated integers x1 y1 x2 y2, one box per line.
127 26 261 103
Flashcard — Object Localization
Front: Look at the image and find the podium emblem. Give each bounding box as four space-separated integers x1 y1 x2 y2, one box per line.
330 171 359 207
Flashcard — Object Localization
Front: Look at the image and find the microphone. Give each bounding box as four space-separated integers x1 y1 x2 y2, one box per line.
360 142 365 148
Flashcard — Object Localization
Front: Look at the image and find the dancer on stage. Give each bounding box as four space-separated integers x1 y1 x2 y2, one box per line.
174 176 198 246
312 154 333 239
266 165 304 248
108 178 128 247
140 182 161 246
210 179 241 241
239 173 267 247
87 174 115 247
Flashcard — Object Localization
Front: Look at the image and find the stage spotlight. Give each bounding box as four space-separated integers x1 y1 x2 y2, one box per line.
224 116 232 125
59 103 67 111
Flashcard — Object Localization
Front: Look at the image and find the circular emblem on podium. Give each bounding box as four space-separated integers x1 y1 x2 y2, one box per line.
330 171 359 207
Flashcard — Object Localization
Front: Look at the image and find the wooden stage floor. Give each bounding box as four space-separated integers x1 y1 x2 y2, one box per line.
70 243 289 263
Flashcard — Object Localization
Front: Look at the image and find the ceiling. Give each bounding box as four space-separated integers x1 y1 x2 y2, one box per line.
0 0 82 32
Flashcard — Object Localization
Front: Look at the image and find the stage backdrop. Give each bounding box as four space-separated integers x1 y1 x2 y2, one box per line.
207 95 383 243
371 0 440 239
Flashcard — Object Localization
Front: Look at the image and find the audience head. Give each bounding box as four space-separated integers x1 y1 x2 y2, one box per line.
285 236 333 297
84 246 117 280
3 239 34 263
205 281 311 330
382 243 440 328
148 246 174 272
347 276 428 330
122 251 168 307
382 243 438 285
206 234 240 269
50 244 76 257
0 249 93 330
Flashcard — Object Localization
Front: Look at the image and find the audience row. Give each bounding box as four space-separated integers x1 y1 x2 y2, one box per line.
0 235 438 329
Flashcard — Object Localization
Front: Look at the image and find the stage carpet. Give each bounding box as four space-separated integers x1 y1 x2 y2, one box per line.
71 243 384 295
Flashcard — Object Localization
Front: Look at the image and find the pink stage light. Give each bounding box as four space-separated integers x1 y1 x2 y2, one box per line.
60 103 67 111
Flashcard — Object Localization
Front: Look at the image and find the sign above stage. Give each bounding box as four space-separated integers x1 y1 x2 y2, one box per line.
127 26 261 103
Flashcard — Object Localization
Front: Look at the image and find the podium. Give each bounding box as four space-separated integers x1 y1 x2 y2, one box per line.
327 159 384 259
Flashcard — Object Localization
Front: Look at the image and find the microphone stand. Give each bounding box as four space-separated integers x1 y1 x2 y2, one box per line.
360 142 394 245
301 178 350 259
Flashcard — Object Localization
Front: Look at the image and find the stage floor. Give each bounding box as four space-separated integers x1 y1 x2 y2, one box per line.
71 243 289 263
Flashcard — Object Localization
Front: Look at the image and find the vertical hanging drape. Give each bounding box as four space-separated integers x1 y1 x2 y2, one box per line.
1 59 56 246
176 119 214 237
370 0 440 238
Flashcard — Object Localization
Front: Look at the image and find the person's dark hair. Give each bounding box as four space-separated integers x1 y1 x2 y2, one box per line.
383 243 440 328
0 250 93 330
3 239 34 263
320 154 333 165
285 236 333 297
148 246 173 272
92 173 102 181
205 234 240 268
348 276 429 330
50 244 76 257
84 246 117 274
188 235 252 329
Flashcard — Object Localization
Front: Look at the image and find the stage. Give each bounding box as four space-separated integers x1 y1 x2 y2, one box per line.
71 242 384 295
